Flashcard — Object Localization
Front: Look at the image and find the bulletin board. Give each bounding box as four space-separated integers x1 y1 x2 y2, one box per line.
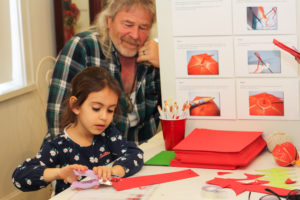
156 0 300 149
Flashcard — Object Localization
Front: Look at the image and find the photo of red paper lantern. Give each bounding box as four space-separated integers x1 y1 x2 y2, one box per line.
249 92 284 116
187 53 219 75
272 142 299 166
190 96 220 116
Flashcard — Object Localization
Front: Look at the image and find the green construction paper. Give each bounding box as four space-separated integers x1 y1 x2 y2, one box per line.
145 151 176 166
256 168 300 189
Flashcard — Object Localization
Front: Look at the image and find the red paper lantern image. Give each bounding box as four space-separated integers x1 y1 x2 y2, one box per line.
249 92 284 116
272 142 299 166
187 54 219 75
190 96 220 116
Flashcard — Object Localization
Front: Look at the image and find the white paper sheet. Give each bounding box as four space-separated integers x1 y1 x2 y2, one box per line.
176 79 236 119
232 0 296 35
234 36 298 77
172 0 232 36
174 37 235 78
236 78 299 120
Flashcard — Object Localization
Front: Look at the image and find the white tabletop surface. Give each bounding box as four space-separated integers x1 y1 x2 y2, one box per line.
50 132 300 200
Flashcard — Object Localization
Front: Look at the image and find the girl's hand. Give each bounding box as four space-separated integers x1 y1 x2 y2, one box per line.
92 165 125 181
92 166 112 182
296 57 300 64
58 164 88 184
137 39 160 68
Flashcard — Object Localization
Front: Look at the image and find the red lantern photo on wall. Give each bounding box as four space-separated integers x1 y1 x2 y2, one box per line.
189 95 220 116
249 91 284 116
187 51 219 75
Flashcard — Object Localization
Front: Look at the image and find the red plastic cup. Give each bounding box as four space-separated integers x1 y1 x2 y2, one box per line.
160 118 186 150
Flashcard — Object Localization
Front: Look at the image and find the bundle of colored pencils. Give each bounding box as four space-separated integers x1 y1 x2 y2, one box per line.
157 97 215 120
157 100 190 120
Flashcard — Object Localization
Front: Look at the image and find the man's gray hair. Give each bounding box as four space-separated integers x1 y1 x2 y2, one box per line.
92 0 156 60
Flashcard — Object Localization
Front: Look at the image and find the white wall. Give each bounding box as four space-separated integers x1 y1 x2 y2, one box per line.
0 1 56 199
156 0 300 149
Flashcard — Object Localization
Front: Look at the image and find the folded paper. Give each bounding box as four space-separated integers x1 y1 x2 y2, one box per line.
170 129 266 169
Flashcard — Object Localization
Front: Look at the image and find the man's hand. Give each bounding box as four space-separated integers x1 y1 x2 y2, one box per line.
137 39 160 68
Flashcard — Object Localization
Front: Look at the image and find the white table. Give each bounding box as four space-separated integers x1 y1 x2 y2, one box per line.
50 132 300 200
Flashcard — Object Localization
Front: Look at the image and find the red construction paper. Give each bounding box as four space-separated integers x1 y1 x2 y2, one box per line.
206 173 292 196
273 39 300 58
218 172 232 175
170 158 238 170
173 129 263 152
285 178 296 184
112 169 199 191
170 129 266 169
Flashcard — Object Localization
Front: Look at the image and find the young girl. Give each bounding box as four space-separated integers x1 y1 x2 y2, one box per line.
12 67 144 195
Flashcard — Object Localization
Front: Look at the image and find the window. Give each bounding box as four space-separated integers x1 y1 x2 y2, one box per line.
0 0 33 100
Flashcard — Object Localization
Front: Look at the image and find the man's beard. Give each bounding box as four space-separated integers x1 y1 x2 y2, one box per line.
113 36 141 57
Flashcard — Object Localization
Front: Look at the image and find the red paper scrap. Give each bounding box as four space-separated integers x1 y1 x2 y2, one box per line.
244 173 265 179
206 173 292 196
112 169 199 191
218 172 232 175
285 178 296 184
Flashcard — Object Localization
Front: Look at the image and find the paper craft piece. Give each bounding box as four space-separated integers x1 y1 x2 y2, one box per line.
256 168 300 189
112 169 199 191
70 169 119 189
273 39 300 58
218 172 232 176
285 178 296 184
144 151 176 166
206 173 292 196
272 142 299 166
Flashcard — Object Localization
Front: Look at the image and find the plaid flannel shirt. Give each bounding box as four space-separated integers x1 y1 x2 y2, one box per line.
46 31 161 144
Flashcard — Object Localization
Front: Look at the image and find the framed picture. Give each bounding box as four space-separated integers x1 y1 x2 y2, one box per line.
53 0 107 55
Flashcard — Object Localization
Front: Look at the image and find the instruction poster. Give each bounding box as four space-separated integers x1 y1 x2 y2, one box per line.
171 0 299 120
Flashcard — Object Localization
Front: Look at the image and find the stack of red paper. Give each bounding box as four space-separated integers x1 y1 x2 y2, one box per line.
170 129 266 169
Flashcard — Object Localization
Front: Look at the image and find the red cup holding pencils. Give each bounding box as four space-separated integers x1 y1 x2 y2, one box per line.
160 118 186 150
